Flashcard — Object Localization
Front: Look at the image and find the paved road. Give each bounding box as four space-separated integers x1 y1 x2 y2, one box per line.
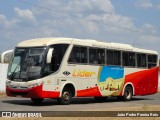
0 93 160 111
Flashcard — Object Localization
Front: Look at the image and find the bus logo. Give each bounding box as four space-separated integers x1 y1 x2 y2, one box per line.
72 69 96 77
63 71 71 76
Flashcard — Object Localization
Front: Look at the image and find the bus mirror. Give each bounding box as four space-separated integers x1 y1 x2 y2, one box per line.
46 48 54 64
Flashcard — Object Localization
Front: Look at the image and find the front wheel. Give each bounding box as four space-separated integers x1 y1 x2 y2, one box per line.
57 88 72 105
123 86 133 101
31 98 44 104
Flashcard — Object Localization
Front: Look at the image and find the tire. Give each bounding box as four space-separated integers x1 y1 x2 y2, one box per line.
57 87 72 105
123 86 133 101
94 97 108 102
31 98 44 104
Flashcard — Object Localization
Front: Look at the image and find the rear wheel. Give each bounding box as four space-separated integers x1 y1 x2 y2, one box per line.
57 88 72 105
94 97 108 102
123 86 133 101
31 98 44 104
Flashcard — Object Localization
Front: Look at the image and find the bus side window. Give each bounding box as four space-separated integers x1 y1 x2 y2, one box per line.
122 52 128 66
147 54 157 69
107 50 121 66
44 44 69 76
106 50 114 65
122 52 135 67
89 48 97 64
68 46 88 64
137 53 147 68
68 46 80 63
97 49 105 65
114 50 121 65
80 47 88 64
129 53 135 66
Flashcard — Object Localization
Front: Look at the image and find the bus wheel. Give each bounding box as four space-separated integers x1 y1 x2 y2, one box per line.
57 88 72 105
94 97 107 102
31 98 44 104
123 86 133 101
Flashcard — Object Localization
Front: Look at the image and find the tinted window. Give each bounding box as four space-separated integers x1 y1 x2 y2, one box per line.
89 48 97 64
148 54 157 69
114 51 121 65
69 46 87 64
122 52 135 67
43 44 69 76
106 50 121 66
89 48 105 65
148 55 157 63
107 50 114 65
80 47 88 63
97 49 105 64
137 54 146 68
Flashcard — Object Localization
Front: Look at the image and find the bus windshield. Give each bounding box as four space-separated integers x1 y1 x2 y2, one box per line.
7 47 46 81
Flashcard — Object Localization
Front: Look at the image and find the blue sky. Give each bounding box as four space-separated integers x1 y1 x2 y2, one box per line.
0 0 160 54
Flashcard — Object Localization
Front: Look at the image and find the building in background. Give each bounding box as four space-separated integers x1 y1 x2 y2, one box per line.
1 49 13 64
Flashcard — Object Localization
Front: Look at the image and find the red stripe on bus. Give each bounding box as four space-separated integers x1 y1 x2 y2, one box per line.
77 86 102 97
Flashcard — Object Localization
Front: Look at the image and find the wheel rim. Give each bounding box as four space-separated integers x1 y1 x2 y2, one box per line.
126 89 131 99
62 91 70 102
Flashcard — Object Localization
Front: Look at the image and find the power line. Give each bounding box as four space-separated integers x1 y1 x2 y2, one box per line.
16 0 160 38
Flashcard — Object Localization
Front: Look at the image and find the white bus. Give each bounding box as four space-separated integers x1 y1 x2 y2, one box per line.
6 38 159 105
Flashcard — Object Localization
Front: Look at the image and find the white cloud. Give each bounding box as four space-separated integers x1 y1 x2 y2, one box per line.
135 0 153 9
0 14 11 28
0 0 159 53
37 0 114 14
157 4 160 10
33 0 134 35
14 7 36 21
103 14 134 32
87 0 114 13
14 7 36 26
141 35 160 43
141 23 157 34
139 35 160 52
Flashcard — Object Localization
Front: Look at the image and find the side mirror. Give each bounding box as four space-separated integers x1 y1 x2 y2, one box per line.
46 48 54 64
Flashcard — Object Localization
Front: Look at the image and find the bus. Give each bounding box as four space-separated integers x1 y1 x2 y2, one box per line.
6 37 159 105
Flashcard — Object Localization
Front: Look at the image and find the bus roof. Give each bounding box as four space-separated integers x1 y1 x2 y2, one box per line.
17 37 158 55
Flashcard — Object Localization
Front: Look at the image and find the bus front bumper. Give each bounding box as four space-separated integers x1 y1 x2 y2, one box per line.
6 84 60 98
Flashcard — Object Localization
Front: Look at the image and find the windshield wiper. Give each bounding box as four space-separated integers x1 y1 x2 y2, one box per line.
10 64 20 80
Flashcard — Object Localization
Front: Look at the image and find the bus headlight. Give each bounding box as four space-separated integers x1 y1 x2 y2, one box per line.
28 81 43 88
6 80 11 87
